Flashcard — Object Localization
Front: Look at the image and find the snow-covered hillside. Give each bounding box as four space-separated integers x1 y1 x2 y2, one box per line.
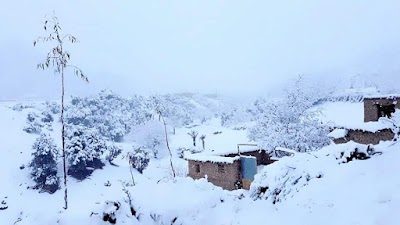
1 98 400 225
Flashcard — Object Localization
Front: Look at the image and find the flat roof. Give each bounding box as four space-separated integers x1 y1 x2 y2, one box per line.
185 153 240 164
364 94 400 99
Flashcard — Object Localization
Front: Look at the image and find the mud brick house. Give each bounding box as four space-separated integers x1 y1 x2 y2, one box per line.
364 95 400 122
329 94 399 145
185 144 276 190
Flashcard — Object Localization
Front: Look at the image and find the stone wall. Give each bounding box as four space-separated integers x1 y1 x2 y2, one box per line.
333 128 395 145
188 159 241 190
364 97 400 122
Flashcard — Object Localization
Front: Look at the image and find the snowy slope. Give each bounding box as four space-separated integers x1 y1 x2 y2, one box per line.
1 100 400 225
170 118 254 154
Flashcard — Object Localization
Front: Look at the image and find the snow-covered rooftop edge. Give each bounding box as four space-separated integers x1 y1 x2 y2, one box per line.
364 94 400 99
328 128 348 139
184 153 240 164
208 144 262 156
337 119 395 133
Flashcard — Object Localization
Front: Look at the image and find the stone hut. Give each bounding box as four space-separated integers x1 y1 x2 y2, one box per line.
186 144 276 190
187 155 242 190
364 95 400 122
329 94 399 145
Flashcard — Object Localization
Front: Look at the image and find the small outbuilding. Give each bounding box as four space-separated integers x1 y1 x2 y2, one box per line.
364 94 400 122
185 144 276 190
329 94 399 145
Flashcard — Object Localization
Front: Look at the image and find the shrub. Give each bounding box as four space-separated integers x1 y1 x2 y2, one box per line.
105 145 123 164
127 146 151 174
66 126 106 180
29 134 60 194
24 112 44 134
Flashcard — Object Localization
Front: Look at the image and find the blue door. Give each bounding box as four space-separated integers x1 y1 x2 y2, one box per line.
241 156 257 180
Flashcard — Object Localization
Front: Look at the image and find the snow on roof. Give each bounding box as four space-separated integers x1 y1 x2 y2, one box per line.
342 120 394 133
208 144 262 156
328 129 348 139
240 155 257 159
184 153 240 164
364 94 400 99
275 147 297 155
316 102 395 132
314 102 364 128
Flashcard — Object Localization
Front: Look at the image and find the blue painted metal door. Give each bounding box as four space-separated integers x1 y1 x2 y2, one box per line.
241 156 257 179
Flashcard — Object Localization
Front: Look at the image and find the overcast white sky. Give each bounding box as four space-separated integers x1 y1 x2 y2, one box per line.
1 0 400 100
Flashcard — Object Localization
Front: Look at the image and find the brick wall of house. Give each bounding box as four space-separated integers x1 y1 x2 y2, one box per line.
333 128 395 145
188 159 242 190
364 97 400 122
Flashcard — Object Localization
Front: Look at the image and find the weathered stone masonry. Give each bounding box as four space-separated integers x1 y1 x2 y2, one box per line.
188 159 242 191
333 128 395 145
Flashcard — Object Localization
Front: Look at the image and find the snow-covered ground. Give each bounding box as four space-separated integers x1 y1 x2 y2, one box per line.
1 100 400 225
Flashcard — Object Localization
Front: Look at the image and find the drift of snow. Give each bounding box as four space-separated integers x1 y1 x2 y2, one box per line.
2 96 400 225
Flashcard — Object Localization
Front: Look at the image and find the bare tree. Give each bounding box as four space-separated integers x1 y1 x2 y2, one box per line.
34 14 88 210
200 135 206 150
158 110 176 178
187 130 198 147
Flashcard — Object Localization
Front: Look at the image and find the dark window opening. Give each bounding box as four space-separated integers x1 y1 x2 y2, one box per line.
218 164 225 173
377 104 396 119
195 164 200 173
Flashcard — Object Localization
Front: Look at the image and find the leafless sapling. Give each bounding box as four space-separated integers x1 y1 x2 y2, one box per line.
199 134 206 150
187 130 198 147
158 110 176 178
34 14 88 210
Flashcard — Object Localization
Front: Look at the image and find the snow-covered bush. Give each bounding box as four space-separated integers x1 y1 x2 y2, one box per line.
249 76 330 154
23 111 53 134
127 146 151 174
379 110 400 141
331 142 378 164
105 144 123 164
40 111 54 123
45 101 60 114
251 142 379 203
250 151 326 203
23 112 44 134
29 134 60 194
66 126 107 180
102 201 121 224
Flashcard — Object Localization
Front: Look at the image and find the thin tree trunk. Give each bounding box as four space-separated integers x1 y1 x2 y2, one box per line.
129 163 135 186
159 112 176 178
61 67 68 210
